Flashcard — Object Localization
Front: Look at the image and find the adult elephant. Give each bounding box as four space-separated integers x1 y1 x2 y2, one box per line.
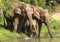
19 2 34 37
40 9 53 38
36 8 53 38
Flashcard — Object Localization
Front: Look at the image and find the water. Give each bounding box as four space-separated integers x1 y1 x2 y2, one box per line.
0 38 60 42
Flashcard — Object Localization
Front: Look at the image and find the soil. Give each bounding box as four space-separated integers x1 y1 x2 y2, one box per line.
52 13 60 21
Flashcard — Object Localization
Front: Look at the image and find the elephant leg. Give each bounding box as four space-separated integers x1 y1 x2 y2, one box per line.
28 17 33 37
13 18 18 33
34 20 42 38
38 21 42 38
24 20 29 34
19 18 25 32
44 16 53 38
35 21 39 38
23 23 27 34
26 13 33 37
25 26 28 34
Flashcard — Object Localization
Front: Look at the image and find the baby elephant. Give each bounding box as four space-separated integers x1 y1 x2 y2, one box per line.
23 18 39 37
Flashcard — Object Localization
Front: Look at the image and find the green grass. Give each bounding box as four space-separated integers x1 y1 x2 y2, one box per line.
0 27 20 40
0 18 60 39
0 26 27 40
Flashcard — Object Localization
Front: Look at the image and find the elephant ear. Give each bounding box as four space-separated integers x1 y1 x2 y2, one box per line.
14 8 21 15
32 6 40 20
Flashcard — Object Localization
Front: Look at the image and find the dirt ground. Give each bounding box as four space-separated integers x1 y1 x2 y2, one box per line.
52 13 60 21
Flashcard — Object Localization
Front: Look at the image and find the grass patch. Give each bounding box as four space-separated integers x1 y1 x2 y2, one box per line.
0 18 60 39
0 27 27 40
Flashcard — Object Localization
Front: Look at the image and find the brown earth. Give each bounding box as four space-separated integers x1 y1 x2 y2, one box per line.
52 13 60 21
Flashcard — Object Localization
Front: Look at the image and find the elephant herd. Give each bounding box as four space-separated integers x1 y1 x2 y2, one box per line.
3 1 53 38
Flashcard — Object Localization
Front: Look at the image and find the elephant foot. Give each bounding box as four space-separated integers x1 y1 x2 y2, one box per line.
30 34 33 38
34 35 40 38
13 30 16 33
49 34 53 38
36 35 40 38
25 37 31 40
50 35 53 38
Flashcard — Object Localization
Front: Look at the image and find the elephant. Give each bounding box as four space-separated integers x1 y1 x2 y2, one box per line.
37 9 53 38
44 9 53 38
